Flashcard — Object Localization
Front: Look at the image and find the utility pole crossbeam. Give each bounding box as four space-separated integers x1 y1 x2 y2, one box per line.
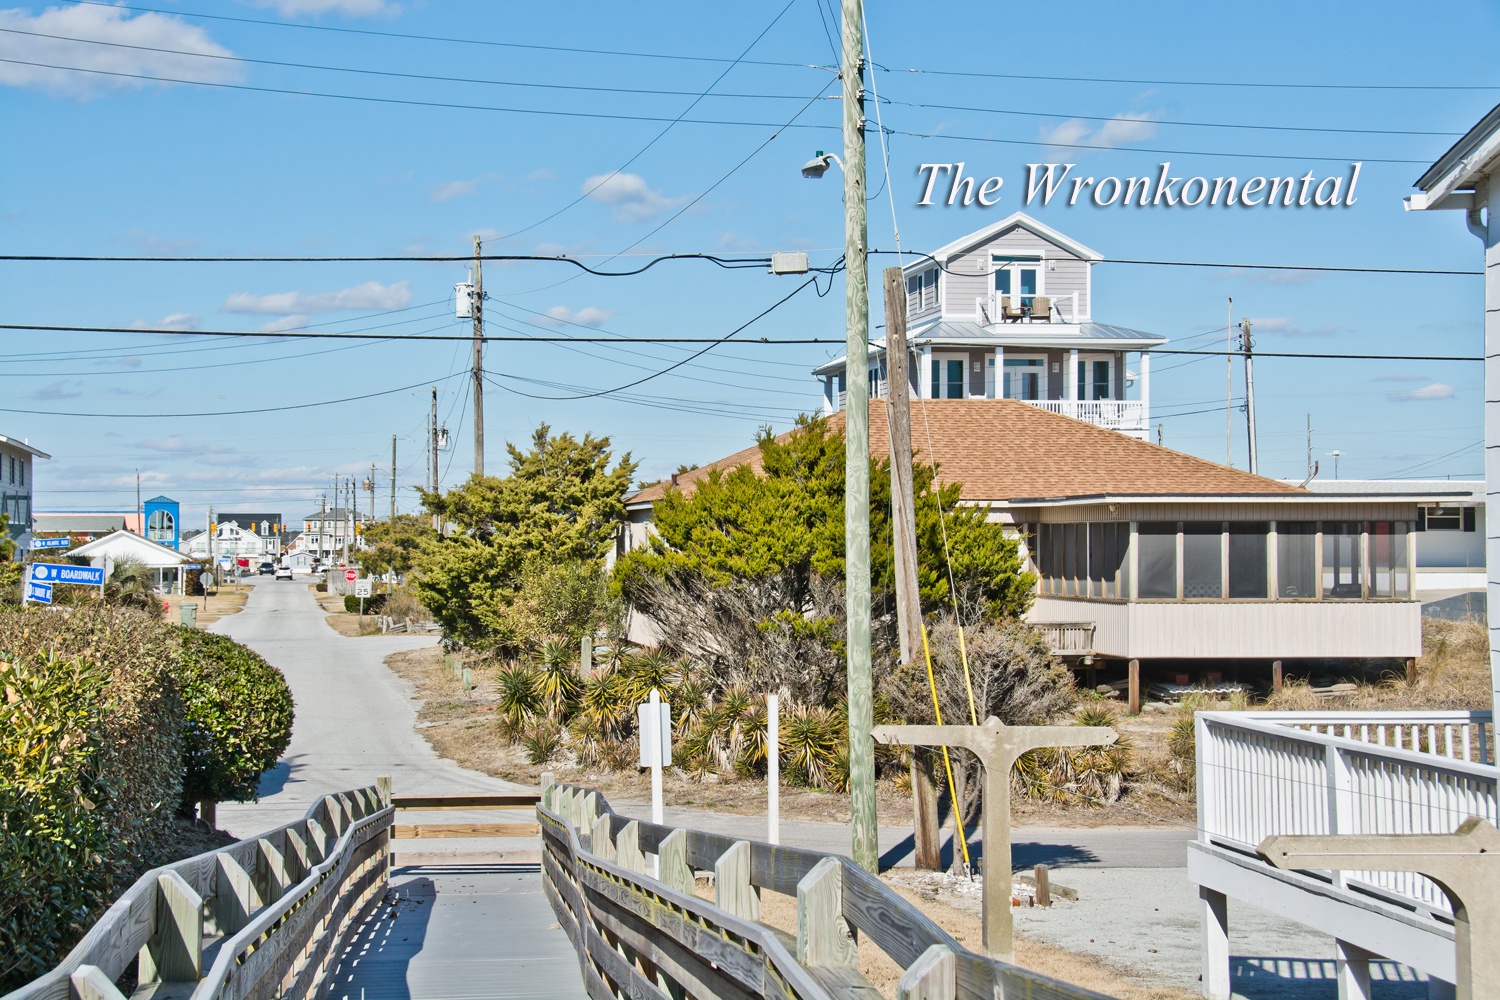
872 717 1117 961
841 0 876 875
1260 817 1498 1000
471 235 485 479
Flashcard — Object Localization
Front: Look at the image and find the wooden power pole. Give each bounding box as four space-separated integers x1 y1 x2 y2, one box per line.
472 235 485 478
883 267 940 870
430 387 440 531
390 435 396 520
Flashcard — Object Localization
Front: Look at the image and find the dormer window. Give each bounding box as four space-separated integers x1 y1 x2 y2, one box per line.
993 256 1041 311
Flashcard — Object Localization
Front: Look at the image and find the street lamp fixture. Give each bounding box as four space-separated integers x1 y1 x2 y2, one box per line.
801 150 845 179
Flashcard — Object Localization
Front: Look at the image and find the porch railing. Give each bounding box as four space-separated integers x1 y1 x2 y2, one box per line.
1196 710 1496 918
1040 621 1096 655
1025 399 1146 431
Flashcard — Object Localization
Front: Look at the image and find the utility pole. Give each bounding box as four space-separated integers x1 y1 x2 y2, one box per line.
472 235 486 478
841 0 876 875
1306 415 1314 481
368 463 376 527
135 471 141 534
342 475 350 565
430 387 440 532
1241 318 1258 475
1225 296 1233 466
390 435 397 520
883 266 939 870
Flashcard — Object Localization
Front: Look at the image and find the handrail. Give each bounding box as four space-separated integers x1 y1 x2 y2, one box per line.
539 776 1115 1000
4 782 394 1000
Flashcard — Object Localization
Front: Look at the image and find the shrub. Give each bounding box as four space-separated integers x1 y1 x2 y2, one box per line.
1014 706 1133 806
0 649 114 990
105 558 163 618
381 587 428 622
344 593 388 615
177 630 294 808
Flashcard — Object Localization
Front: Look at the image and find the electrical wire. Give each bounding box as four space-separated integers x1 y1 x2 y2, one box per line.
0 323 845 344
0 250 777 269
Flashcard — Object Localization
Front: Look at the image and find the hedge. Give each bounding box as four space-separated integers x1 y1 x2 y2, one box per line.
178 630 295 807
343 592 388 615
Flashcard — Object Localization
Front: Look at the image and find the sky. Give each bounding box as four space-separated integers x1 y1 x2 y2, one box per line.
2 0 1498 528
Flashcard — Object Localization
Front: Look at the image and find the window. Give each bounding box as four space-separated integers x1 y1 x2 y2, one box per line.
993 258 1041 311
1003 358 1045 400
1076 358 1113 401
1421 507 1463 530
1368 522 1411 598
1228 523 1269 599
1182 523 1223 599
1088 522 1128 598
147 509 175 543
930 356 966 399
1277 522 1317 598
1322 522 1363 599
1138 523 1178 598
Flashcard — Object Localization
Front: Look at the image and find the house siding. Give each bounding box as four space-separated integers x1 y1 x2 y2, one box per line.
1011 501 1416 523
944 225 1092 320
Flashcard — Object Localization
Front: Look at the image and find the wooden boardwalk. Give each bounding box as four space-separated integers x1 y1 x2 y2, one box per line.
324 861 587 1000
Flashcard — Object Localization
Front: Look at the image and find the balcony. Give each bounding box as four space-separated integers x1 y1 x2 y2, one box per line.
1024 398 1146 433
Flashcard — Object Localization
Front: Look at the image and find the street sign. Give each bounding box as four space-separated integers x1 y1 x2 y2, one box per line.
29 563 104 586
25 580 53 604
637 691 672 768
30 537 69 550
354 578 372 598
183 563 202 570
345 568 357 583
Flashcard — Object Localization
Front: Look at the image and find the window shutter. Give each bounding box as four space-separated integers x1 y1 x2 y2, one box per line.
1416 510 1426 532
1463 507 1476 532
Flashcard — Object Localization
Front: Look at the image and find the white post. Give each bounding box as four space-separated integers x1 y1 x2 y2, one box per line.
1139 351 1151 428
1067 348 1079 403
767 693 780 845
991 347 1004 399
649 688 664 826
918 345 933 399
1486 192 1500 714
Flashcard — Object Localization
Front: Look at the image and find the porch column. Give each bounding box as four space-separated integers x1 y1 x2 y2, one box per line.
992 346 1004 399
1334 940 1374 1000
823 376 835 415
1127 659 1140 715
1200 886 1231 1000
1067 348 1079 402
1139 351 1151 425
918 344 933 399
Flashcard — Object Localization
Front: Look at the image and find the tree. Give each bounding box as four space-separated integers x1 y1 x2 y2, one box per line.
359 514 435 580
104 558 162 617
413 425 637 650
616 416 1035 702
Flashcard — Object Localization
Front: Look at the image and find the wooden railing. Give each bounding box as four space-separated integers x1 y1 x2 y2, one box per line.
539 776 1115 1000
4 782 393 1000
1038 622 1095 656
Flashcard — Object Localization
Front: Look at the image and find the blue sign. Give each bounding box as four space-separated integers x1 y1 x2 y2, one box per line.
25 580 52 604
31 537 70 550
30 563 105 586
183 563 202 570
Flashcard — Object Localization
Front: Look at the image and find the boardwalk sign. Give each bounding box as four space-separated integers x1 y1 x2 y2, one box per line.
30 563 104 586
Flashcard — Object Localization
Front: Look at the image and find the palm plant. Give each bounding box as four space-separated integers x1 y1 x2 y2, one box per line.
577 667 632 738
520 722 562 765
104 558 161 616
781 705 843 790
622 647 678 703
535 638 580 710
495 664 543 734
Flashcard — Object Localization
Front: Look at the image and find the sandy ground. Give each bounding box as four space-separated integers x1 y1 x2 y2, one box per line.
163 587 248 624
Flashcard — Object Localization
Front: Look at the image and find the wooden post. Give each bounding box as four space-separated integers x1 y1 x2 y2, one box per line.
257 836 290 901
873 716 1117 961
462 666 473 690
714 840 759 920
71 966 128 1000
581 634 593 675
897 944 956 1000
376 774 392 807
658 829 693 895
1033 864 1051 908
284 826 311 883
796 857 858 966
1261 817 1499 1000
198 798 217 828
1272 659 1284 692
1128 659 1141 715
591 814 616 863
883 266 941 872
615 820 645 874
139 871 202 983
213 853 259 935
1406 657 1417 685
540 770 556 811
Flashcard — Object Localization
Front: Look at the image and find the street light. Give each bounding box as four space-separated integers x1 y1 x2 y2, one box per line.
801 150 845 179
1331 450 1342 479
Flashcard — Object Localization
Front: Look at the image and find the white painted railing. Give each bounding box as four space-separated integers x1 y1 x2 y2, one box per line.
1196 710 1496 918
1040 621 1095 654
1026 399 1146 430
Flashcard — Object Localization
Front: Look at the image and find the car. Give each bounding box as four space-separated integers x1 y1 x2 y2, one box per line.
257 562 275 575
274 565 293 580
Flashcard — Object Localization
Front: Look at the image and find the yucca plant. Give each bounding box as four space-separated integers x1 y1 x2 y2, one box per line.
622 648 679 703
676 722 718 781
781 706 843 790
577 667 632 738
535 639 581 711
672 678 712 735
520 722 562 765
1165 713 1197 791
1014 707 1133 806
495 665 543 734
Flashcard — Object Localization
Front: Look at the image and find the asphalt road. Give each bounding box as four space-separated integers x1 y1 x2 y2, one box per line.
213 576 528 840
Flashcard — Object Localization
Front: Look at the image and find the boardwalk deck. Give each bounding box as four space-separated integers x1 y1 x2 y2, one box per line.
324 861 587 1000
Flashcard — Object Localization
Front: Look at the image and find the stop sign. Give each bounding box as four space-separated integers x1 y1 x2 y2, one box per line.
345 569 357 583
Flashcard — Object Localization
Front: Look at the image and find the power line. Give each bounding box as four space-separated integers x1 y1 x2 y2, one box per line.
0 249 779 270
1153 348 1480 362
882 64 1500 92
0 323 844 343
0 371 465 418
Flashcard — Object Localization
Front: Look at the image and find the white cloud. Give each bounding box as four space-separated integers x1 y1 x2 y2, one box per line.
1390 382 1455 402
129 312 200 331
260 314 309 332
430 173 501 203
540 305 615 328
222 280 411 315
0 5 242 98
248 0 397 17
34 380 83 400
581 172 686 222
1038 113 1156 154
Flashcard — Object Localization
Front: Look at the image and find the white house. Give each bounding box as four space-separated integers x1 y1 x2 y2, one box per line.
814 213 1165 438
0 433 49 547
69 528 190 594
299 507 370 562
182 520 272 562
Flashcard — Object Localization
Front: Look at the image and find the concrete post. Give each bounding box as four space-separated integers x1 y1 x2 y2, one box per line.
1199 886 1231 1000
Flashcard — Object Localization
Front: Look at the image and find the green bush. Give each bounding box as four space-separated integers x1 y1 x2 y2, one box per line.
178 630 294 807
343 592 388 615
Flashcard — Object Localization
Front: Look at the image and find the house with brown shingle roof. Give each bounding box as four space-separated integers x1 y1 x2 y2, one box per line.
813 213 1166 439
621 400 1424 704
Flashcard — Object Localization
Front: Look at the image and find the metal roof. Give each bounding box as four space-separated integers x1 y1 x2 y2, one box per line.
0 434 50 459
1287 478 1482 501
1415 102 1500 190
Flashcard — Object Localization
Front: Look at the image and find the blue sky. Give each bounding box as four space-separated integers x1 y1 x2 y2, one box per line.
2 0 1498 527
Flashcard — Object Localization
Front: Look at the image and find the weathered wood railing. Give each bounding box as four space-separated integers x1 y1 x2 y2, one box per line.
539 776 1114 1000
4 781 393 1000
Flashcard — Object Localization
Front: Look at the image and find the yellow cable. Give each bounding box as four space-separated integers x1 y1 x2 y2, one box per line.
955 625 978 726
920 621 972 872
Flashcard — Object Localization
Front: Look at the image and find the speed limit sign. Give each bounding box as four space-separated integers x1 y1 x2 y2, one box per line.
345 569 357 583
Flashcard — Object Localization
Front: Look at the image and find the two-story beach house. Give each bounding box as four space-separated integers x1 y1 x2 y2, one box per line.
815 213 1165 438
0 433 48 546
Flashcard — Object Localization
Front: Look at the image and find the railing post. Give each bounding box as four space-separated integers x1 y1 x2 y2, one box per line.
591 814 616 863
138 870 202 983
213 852 260 936
657 829 693 895
258 836 291 901
540 770 556 810
70 966 128 1000
714 840 759 920
376 774 392 808
284 826 313 881
797 857 857 966
1325 744 1351 888
615 820 645 874
897 944 955 1000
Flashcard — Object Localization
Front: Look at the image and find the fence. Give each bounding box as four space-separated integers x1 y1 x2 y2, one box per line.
539 777 1114 1000
4 784 392 1000
1196 710 1497 918
1039 622 1095 656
